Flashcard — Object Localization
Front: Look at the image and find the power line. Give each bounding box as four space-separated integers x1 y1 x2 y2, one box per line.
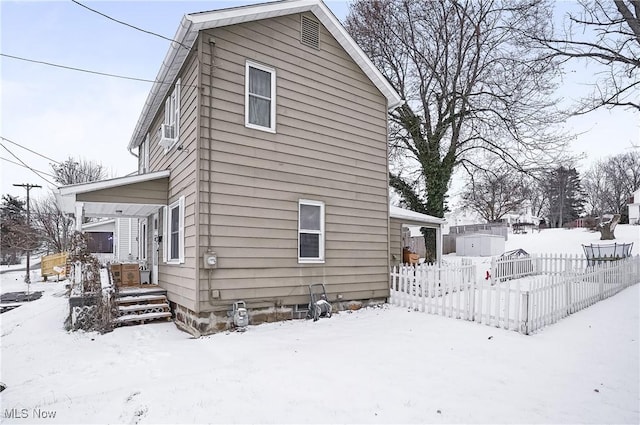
71 0 191 51
1 136 60 164
0 157 58 179
0 53 160 84
0 143 56 185
0 53 199 88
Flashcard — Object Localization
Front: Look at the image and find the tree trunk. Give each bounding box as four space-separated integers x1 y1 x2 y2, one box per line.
598 214 620 240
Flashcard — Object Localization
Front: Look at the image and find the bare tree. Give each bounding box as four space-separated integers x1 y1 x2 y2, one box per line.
31 192 74 253
583 151 640 221
51 157 107 186
460 169 529 222
582 161 609 217
30 157 108 254
345 0 570 226
530 0 640 113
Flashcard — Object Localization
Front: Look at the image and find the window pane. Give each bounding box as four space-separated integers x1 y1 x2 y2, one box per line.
249 67 271 97
249 96 271 127
300 233 320 258
300 204 320 230
87 232 113 254
170 206 180 259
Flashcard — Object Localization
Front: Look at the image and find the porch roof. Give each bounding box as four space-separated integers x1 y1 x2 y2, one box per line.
389 206 447 226
56 171 170 218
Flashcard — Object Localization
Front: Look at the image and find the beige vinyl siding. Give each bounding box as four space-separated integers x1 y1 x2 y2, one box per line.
76 180 168 205
145 47 200 311
197 14 390 312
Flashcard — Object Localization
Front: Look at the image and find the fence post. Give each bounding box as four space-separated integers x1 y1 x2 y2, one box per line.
565 273 571 316
470 265 477 322
599 264 605 301
520 292 529 335
490 256 496 286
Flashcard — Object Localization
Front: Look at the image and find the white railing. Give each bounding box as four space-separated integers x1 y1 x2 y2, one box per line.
390 255 640 334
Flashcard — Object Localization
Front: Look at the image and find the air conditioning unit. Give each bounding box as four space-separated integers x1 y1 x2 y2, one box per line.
159 124 175 149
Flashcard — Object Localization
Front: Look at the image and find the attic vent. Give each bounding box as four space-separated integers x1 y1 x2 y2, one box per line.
301 15 319 49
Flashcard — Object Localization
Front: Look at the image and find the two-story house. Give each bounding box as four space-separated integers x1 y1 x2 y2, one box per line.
57 0 445 335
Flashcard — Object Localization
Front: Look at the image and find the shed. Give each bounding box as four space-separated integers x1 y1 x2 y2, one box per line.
456 233 504 257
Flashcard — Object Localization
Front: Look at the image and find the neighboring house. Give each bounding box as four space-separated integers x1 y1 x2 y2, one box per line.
629 188 640 225
56 0 445 335
82 218 140 265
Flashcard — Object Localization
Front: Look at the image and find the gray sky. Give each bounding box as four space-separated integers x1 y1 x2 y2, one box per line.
1 0 638 201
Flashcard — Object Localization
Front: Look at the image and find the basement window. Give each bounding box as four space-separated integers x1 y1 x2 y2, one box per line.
301 15 320 49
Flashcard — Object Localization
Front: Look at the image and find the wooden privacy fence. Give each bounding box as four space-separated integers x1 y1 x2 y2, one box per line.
390 255 640 334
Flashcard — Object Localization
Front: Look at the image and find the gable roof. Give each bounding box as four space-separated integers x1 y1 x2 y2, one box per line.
127 0 403 151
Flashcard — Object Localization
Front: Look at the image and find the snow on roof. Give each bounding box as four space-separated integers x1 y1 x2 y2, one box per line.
127 0 403 151
389 206 446 226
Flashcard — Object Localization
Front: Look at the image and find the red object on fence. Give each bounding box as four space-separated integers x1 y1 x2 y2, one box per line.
485 270 491 280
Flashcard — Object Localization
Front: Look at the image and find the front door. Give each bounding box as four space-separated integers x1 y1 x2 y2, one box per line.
152 212 159 285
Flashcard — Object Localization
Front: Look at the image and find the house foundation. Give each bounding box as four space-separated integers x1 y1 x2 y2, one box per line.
170 299 386 337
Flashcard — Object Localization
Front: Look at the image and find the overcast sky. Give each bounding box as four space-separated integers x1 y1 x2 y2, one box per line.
1 0 638 201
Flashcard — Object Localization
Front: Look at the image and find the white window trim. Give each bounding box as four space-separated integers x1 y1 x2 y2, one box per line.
163 196 185 264
139 219 147 262
160 79 181 153
245 60 276 133
298 199 325 264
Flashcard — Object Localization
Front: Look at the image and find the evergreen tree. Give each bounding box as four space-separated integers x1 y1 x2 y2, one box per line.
544 166 586 227
0 194 30 264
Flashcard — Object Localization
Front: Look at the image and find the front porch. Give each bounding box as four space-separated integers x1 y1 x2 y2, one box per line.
56 170 170 286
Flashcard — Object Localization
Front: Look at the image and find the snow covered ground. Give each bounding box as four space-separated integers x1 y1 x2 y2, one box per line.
0 226 638 424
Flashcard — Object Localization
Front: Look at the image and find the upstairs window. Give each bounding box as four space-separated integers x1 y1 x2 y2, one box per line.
298 200 325 263
159 79 180 151
245 61 276 132
139 133 150 173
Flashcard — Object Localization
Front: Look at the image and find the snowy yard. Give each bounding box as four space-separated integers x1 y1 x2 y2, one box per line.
1 226 639 424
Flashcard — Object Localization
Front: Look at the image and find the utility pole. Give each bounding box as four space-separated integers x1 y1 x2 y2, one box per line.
13 183 41 284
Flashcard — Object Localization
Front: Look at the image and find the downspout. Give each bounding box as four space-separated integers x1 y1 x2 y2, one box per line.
128 147 139 159
206 36 217 306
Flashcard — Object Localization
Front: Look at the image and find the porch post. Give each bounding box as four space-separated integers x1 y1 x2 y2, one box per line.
436 225 443 267
75 202 84 232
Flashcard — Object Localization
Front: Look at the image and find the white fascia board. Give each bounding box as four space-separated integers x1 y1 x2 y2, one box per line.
82 218 116 230
389 206 447 226
58 170 170 196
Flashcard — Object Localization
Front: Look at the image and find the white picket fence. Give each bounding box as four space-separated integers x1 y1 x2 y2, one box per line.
389 261 476 319
491 253 592 284
390 255 640 334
